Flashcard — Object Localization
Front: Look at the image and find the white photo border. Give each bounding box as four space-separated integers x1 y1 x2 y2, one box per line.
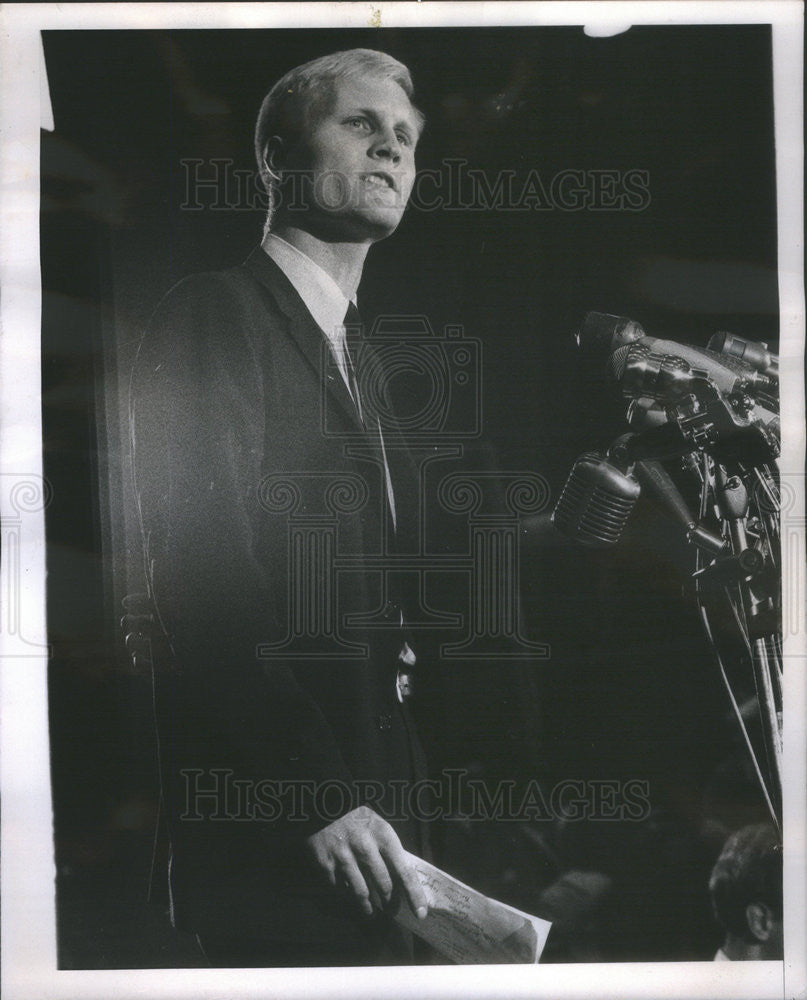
1 3 803 999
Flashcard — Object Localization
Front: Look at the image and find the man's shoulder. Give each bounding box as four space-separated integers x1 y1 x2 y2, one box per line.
152 259 275 321
133 258 287 388
142 256 290 359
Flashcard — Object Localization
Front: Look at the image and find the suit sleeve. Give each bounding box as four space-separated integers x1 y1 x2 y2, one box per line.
130 273 355 834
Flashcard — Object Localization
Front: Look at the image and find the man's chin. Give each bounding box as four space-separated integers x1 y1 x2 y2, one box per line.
315 208 405 243
361 215 403 241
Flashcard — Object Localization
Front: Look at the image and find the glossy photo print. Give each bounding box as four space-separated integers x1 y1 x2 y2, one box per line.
1 4 804 1000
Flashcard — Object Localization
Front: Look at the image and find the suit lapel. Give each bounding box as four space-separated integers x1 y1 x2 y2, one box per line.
243 247 405 545
243 247 364 433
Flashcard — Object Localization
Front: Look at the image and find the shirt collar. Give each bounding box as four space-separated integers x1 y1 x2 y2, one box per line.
261 233 355 350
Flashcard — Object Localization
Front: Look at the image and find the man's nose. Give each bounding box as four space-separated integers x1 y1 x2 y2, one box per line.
370 128 402 163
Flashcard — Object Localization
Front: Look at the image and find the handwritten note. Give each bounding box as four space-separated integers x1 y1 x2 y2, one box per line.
391 853 552 964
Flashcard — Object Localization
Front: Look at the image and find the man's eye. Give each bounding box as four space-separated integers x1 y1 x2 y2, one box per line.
395 132 412 147
346 117 370 130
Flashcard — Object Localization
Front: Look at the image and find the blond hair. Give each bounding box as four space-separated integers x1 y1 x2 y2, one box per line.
254 49 423 232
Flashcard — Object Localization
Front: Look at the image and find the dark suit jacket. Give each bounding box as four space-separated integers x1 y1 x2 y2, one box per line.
130 247 428 955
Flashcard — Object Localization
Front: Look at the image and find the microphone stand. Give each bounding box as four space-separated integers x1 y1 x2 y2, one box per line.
620 401 784 831
560 431 784 831
711 462 782 827
634 444 783 831
558 315 783 830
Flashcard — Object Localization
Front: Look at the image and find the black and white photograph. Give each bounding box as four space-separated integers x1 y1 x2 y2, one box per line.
1 3 804 998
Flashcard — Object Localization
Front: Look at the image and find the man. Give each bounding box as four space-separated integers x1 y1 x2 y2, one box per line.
131 49 431 967
708 823 783 961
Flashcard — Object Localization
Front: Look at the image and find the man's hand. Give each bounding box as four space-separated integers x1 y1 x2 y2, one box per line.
306 806 428 919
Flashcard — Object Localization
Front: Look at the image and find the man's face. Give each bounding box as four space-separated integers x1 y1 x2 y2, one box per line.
283 73 420 242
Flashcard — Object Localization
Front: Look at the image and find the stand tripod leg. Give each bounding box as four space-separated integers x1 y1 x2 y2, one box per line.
752 636 783 818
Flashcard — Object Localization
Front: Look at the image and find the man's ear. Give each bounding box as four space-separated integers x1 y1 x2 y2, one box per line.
746 901 775 941
261 135 285 181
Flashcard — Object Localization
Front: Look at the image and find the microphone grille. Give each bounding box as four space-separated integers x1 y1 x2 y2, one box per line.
576 312 646 358
552 453 641 547
607 344 633 382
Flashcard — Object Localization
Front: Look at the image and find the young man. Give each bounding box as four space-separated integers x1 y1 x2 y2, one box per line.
131 49 431 967
708 823 783 961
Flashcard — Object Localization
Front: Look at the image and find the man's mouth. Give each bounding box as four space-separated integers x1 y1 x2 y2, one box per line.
361 172 397 192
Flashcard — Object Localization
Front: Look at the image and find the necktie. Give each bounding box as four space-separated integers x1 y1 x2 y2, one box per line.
342 302 397 532
342 305 411 702
343 302 364 426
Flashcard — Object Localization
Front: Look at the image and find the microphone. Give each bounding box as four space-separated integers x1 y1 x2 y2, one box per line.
552 438 727 552
632 457 726 554
707 330 778 378
577 312 776 401
551 451 640 547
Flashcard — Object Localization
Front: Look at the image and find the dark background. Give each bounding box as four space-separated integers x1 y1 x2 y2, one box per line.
42 25 777 966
